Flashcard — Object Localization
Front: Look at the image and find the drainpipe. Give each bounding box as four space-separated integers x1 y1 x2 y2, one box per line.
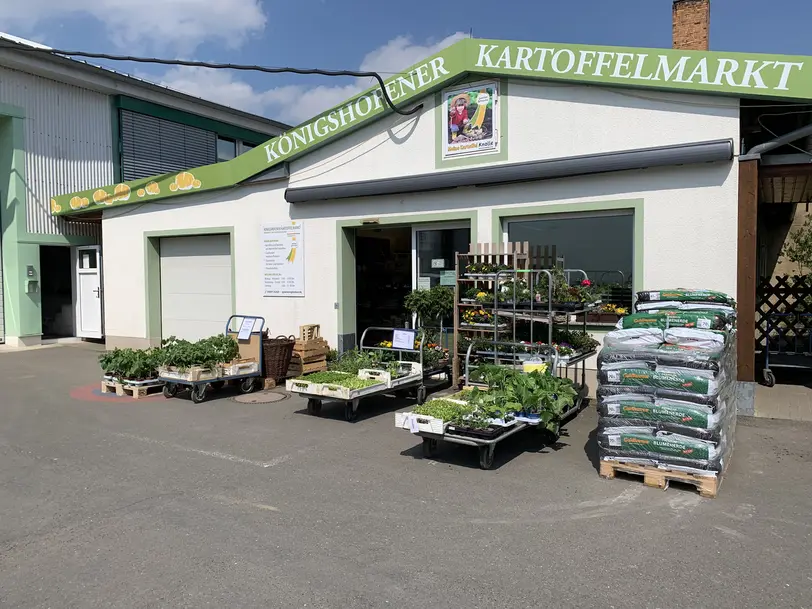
740 122 812 161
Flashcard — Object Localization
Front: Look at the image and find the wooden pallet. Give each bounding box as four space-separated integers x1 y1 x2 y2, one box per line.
101 380 165 400
599 459 723 498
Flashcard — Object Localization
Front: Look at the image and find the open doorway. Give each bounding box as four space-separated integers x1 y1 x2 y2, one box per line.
40 245 74 338
355 226 412 340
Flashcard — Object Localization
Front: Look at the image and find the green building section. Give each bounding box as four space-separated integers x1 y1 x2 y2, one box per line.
52 37 812 216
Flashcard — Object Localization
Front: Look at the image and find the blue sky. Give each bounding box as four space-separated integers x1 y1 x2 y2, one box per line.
2 0 811 125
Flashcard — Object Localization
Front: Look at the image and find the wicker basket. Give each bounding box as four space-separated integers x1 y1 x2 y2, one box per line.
263 334 296 381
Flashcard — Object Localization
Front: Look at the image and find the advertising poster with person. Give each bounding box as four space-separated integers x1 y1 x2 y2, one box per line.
441 80 500 161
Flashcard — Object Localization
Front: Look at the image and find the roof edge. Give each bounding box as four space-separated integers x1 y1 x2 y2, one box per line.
53 37 812 216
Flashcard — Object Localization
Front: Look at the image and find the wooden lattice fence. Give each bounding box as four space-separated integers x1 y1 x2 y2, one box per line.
756 275 812 352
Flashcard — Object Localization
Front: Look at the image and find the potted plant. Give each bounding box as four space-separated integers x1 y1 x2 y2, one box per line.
99 347 162 383
404 285 454 331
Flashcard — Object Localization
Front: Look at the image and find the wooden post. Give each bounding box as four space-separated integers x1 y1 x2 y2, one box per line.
737 159 758 382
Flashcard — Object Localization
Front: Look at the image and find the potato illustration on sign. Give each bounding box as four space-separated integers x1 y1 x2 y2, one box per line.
145 181 160 195
169 172 202 192
137 188 146 197
93 189 112 205
69 196 90 210
112 184 131 202
50 198 62 213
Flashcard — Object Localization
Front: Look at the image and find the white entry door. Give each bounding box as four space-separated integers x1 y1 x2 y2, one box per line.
74 245 103 338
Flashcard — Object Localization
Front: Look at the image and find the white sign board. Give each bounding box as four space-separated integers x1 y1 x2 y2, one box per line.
237 317 255 341
431 258 446 269
417 277 432 291
392 329 417 350
262 222 304 297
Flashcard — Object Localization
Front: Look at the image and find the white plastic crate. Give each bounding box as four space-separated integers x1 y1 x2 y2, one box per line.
360 362 423 389
320 381 386 400
224 359 259 377
285 378 323 395
395 411 445 435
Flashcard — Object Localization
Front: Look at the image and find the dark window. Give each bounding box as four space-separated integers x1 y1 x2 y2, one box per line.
217 137 237 162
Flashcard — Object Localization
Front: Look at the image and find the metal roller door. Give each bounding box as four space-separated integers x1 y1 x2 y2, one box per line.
159 235 232 342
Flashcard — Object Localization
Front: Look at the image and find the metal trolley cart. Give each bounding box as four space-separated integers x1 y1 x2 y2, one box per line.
403 343 584 469
762 312 812 387
295 327 427 422
160 315 265 404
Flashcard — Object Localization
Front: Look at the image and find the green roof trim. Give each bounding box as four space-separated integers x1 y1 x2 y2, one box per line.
52 37 812 216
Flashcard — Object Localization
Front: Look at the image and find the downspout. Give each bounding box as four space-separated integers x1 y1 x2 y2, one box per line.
740 122 812 161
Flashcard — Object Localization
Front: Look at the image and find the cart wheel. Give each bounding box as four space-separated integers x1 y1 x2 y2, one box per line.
210 381 225 392
239 377 257 394
478 445 495 470
307 398 322 416
417 385 427 405
422 438 438 458
344 402 358 422
191 384 207 404
763 369 776 388
162 383 179 398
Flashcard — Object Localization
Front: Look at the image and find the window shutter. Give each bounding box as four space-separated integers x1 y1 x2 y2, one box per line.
120 110 217 181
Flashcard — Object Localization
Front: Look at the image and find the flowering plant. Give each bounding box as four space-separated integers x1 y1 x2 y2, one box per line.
462 309 493 324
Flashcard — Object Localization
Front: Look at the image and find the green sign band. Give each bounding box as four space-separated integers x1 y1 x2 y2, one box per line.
52 38 812 216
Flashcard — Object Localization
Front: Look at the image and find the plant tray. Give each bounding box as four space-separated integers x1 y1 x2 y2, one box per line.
285 378 323 395
359 362 422 389
446 424 510 440
158 365 221 382
460 323 508 330
224 358 259 377
395 411 445 435
102 375 162 386
320 381 387 400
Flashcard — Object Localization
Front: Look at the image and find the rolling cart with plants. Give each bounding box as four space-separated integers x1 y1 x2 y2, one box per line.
287 327 427 422
395 362 580 469
158 315 265 404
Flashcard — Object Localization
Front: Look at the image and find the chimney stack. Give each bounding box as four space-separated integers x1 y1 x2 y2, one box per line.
673 0 710 51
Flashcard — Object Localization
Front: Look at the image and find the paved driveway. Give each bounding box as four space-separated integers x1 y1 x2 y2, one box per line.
1 344 810 608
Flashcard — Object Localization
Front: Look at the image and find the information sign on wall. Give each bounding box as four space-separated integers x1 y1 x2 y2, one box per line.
262 221 304 297
441 80 500 161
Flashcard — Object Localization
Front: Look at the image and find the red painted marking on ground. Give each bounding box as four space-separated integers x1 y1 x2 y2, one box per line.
70 383 168 403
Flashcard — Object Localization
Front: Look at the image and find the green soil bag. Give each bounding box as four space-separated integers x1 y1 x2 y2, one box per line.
598 367 721 395
597 426 724 470
636 289 734 305
617 311 729 331
598 396 720 428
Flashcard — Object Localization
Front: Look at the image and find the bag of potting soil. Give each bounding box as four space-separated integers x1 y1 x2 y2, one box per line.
664 327 727 349
603 328 664 347
597 383 731 408
596 425 725 471
597 395 726 440
597 366 724 395
636 301 736 316
617 311 728 331
636 289 735 305
599 344 723 372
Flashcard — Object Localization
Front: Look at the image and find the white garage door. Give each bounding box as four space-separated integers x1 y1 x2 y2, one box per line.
160 235 232 341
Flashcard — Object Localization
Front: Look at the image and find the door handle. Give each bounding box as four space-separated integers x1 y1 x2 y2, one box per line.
93 288 101 298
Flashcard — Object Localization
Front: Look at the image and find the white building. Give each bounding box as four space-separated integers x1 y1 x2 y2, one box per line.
52 32 812 410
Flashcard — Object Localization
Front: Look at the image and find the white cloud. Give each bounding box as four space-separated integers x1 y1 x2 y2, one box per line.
0 0 266 54
156 32 468 125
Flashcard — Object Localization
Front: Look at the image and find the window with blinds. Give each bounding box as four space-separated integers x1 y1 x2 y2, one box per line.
120 110 217 181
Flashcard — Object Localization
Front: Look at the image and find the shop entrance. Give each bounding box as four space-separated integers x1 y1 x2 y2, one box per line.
39 245 74 338
355 226 412 338
353 223 471 344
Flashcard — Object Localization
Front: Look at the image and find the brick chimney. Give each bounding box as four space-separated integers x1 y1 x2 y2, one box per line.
673 0 710 51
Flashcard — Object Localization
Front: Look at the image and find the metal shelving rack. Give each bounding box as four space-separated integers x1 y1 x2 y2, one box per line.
452 246 599 404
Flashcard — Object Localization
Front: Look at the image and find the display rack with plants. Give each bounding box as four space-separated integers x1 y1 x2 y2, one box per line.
453 246 599 400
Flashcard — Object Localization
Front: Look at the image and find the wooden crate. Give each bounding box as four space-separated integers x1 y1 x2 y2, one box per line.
299 324 321 341
599 459 723 499
287 358 328 377
101 380 165 400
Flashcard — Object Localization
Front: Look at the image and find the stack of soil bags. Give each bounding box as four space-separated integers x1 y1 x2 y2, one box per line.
596 289 737 474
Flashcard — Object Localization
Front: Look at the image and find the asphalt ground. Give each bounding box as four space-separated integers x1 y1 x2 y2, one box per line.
1 343 810 608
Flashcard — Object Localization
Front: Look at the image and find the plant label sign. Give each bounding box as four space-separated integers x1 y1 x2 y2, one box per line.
262 221 304 297
237 317 256 341
392 329 417 350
